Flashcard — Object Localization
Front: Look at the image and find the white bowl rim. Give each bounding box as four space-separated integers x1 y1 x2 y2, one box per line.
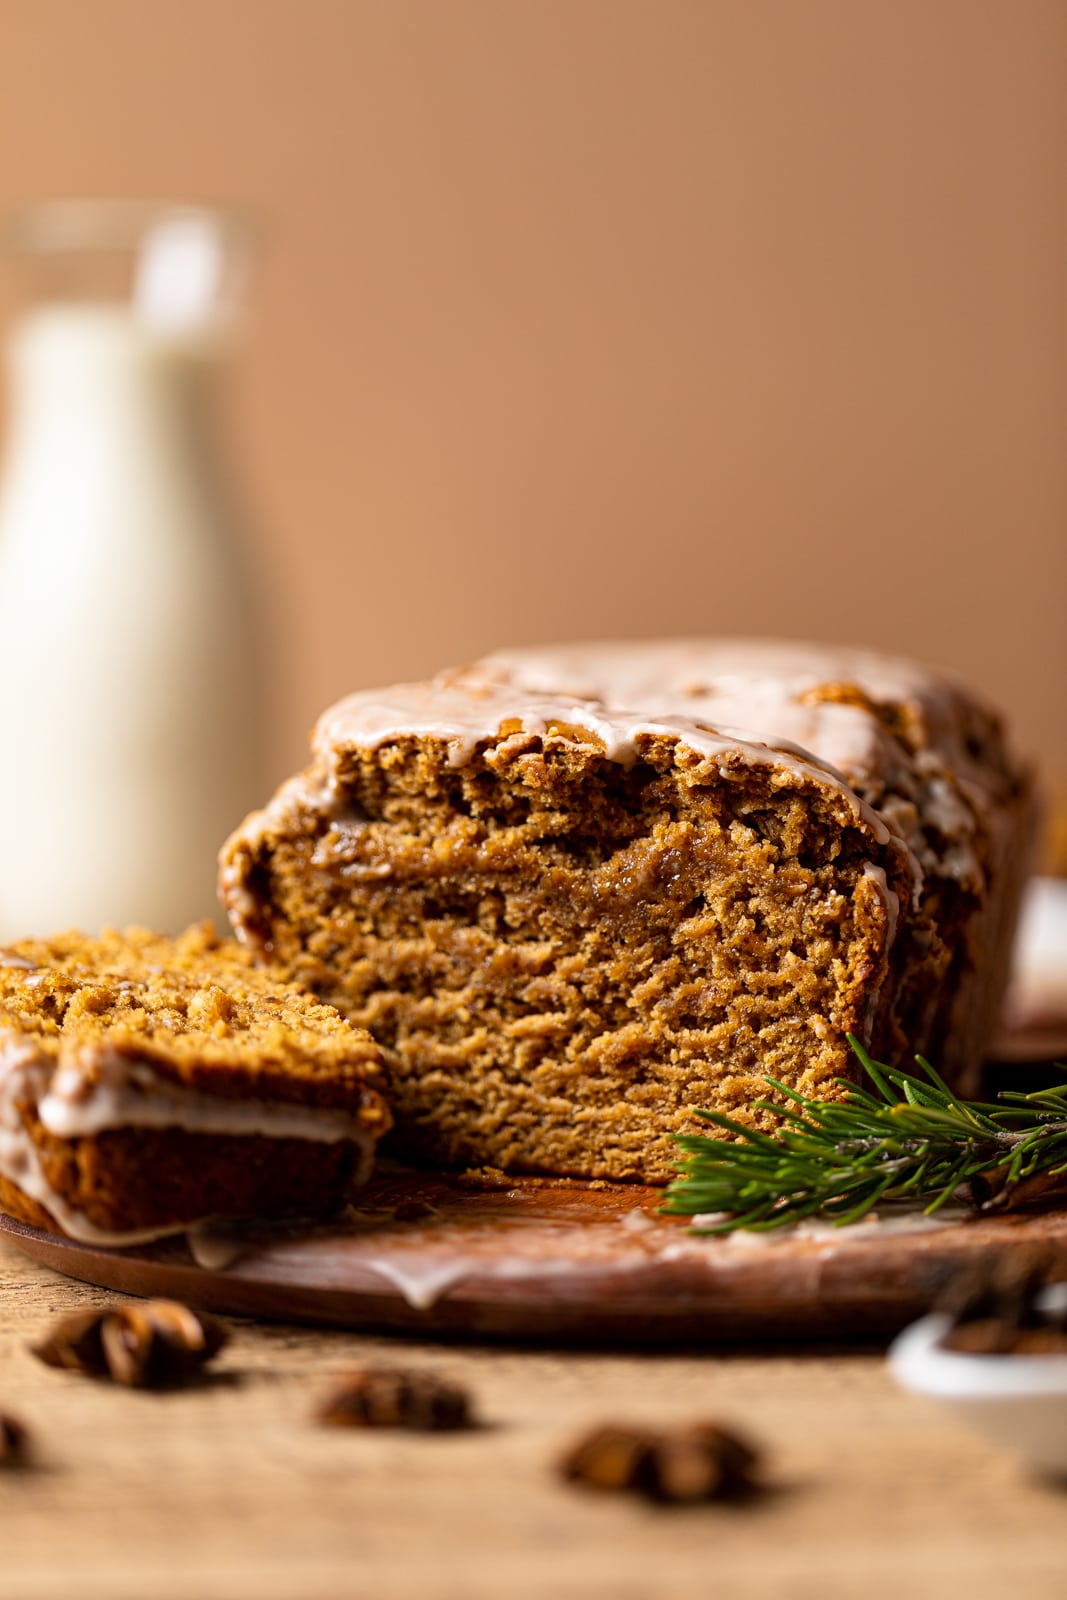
889 1308 1067 1399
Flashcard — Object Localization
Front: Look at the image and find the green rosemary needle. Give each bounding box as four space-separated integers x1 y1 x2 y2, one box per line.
663 1035 1067 1233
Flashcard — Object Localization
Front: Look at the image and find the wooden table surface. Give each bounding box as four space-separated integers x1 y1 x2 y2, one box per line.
2 1241 1067 1600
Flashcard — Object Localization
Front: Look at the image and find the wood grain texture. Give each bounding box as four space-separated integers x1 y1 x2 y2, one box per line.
3 1237 1067 1599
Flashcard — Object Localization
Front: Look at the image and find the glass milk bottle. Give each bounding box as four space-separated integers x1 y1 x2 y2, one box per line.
0 202 268 938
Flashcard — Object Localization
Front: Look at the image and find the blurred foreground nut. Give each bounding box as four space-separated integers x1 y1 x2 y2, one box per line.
32 1300 228 1389
30 1308 109 1377
0 1412 30 1467
559 1421 760 1504
316 1367 472 1431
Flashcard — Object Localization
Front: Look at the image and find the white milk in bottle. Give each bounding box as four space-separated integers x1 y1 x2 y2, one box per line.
0 204 268 937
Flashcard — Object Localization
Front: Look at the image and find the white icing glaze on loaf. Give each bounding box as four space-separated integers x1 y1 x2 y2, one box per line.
464 636 1007 799
311 679 896 844
457 637 1030 892
217 669 924 963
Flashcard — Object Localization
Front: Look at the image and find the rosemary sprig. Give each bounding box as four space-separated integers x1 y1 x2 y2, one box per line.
663 1036 1067 1233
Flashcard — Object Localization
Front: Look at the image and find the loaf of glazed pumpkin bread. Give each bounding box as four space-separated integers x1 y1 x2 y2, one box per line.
219 640 1035 1183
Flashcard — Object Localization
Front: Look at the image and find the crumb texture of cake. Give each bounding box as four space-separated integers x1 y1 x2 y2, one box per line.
465 640 1037 1089
0 923 390 1241
218 636 1035 1184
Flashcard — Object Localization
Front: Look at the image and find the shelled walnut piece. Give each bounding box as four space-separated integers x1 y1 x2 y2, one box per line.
32 1300 228 1389
315 1366 473 1431
559 1420 761 1503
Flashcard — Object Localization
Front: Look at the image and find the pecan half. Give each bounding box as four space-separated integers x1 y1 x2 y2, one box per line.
560 1420 760 1503
32 1300 228 1389
30 1308 112 1377
315 1367 472 1431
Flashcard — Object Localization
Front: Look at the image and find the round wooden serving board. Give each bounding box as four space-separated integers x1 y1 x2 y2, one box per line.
4 1170 1067 1343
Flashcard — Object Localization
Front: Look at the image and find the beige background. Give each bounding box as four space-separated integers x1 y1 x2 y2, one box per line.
0 0 1063 787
